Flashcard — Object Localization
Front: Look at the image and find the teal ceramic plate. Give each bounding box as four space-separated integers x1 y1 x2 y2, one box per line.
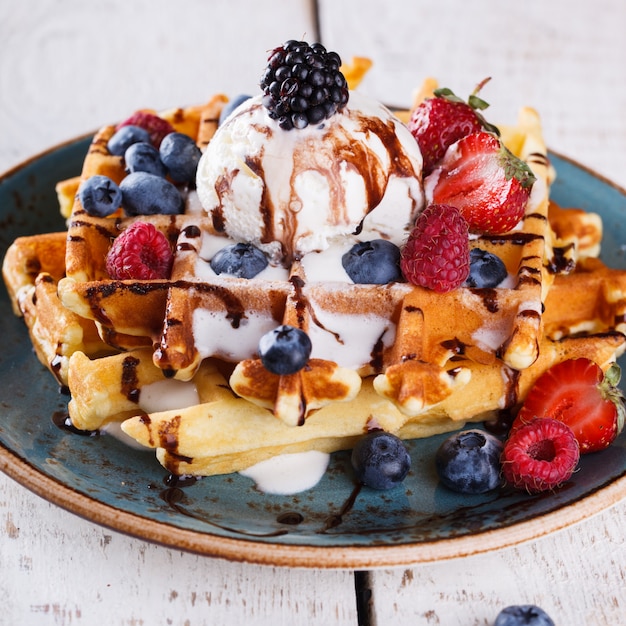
1 138 625 569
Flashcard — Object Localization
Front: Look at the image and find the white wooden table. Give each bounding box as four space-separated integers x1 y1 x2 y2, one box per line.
1 1 625 623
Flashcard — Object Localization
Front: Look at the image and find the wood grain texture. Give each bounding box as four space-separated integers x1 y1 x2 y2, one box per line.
319 0 626 190
0 472 358 625
0 0 318 172
362 503 626 625
317 4 626 621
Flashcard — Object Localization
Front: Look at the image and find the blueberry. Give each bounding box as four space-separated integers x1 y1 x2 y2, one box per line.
78 175 122 217
435 429 503 494
258 325 312 375
159 132 202 183
219 94 252 125
107 125 152 156
124 142 167 177
120 172 183 216
351 431 411 490
494 605 555 626
341 240 402 284
465 248 508 288
210 243 268 278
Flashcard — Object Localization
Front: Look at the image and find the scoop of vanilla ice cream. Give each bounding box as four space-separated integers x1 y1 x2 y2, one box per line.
196 91 424 264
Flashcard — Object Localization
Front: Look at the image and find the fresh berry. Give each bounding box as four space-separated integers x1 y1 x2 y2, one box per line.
494 605 555 626
107 125 151 157
260 40 349 130
124 142 167 177
435 429 503 494
116 111 174 147
464 247 508 288
219 94 252 126
400 204 470 292
210 242 268 278
258 325 312 375
105 222 173 280
512 359 625 454
501 418 579 493
120 172 184 216
159 132 202 183
78 175 122 217
351 431 411 490
342 240 402 284
427 131 536 235
408 80 495 176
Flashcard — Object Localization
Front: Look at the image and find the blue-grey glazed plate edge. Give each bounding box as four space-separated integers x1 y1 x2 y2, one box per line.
0 138 624 569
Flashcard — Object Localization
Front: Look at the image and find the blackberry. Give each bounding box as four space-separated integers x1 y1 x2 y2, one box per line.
260 40 349 130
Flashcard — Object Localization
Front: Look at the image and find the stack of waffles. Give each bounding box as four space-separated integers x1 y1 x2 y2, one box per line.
4 80 626 478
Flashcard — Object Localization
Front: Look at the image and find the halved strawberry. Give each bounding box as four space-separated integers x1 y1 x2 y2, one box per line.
426 131 536 235
408 79 497 176
513 358 626 454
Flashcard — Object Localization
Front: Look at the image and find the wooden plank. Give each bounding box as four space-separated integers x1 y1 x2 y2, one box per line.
318 1 626 622
0 472 359 625
318 0 626 189
0 1 358 623
0 0 320 173
358 504 626 625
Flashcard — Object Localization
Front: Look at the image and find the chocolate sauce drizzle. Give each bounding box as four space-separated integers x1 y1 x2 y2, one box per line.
209 100 421 266
52 411 99 437
547 243 576 274
158 475 288 538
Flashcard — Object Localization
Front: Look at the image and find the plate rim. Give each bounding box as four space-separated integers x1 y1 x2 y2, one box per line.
1 437 625 568
1 138 625 569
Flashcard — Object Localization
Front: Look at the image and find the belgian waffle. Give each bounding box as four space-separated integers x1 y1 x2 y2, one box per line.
121 329 626 477
57 95 228 349
150 105 559 427
2 232 112 385
4 78 625 479
59 244 626 475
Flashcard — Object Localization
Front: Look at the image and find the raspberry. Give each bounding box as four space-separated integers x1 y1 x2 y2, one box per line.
116 111 174 147
260 40 349 130
501 417 580 493
400 204 470 292
105 222 173 280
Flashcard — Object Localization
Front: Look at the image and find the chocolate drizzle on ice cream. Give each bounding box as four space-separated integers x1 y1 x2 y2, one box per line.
196 92 424 266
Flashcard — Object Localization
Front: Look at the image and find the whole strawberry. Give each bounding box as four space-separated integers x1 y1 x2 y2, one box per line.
400 203 470 293
501 417 580 493
408 79 496 176
512 358 626 454
426 131 536 235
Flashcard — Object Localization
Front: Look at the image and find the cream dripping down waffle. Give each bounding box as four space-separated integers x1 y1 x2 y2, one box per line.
3 45 626 479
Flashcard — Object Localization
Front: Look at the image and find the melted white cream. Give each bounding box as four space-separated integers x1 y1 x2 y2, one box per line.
192 307 277 362
196 232 290 281
307 304 395 369
101 379 200 449
138 378 200 413
101 421 150 450
239 451 330 494
472 322 510 353
300 240 354 283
